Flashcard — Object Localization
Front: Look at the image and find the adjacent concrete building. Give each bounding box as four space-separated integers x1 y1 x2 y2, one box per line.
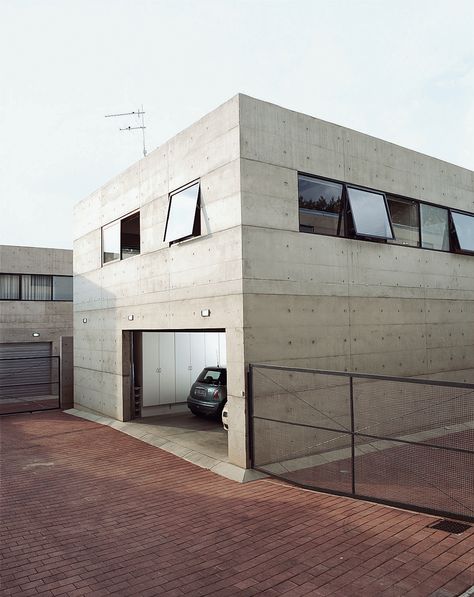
0 245 74 411
73 94 474 470
0 245 73 356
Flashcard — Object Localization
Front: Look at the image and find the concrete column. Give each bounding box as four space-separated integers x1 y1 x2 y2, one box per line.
60 336 74 410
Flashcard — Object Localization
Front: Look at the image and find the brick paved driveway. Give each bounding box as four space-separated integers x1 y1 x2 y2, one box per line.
1 411 473 597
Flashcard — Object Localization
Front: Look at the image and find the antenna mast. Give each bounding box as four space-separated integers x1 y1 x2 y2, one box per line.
105 105 147 157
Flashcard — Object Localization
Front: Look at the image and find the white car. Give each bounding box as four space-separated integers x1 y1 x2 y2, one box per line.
222 403 229 431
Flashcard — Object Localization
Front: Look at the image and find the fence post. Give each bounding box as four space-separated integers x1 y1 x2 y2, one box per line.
247 365 254 468
350 375 356 495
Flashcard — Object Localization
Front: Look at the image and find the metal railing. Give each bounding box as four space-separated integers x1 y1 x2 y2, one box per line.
0 356 60 415
249 364 474 522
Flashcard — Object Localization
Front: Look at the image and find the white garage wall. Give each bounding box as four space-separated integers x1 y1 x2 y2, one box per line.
142 331 226 410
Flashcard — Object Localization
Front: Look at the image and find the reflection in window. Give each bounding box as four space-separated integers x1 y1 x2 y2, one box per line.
121 213 141 259
298 175 344 236
22 275 52 300
387 196 420 247
102 221 120 264
452 212 474 253
0 274 20 299
347 187 393 239
52 276 73 301
420 204 449 251
164 182 200 243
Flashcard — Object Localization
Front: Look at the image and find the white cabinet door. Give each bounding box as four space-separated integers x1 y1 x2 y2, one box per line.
142 332 159 406
190 333 206 383
158 333 176 404
204 333 219 367
175 333 191 403
218 333 227 367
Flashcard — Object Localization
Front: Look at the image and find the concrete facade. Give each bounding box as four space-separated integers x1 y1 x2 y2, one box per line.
73 95 474 470
0 245 73 355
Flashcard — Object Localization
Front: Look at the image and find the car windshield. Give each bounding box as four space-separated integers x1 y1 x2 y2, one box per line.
197 369 226 386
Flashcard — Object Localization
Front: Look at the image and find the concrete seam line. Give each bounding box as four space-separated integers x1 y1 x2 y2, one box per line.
458 586 474 597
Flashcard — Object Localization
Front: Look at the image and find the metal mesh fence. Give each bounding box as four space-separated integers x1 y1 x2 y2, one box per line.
0 357 60 414
250 364 474 521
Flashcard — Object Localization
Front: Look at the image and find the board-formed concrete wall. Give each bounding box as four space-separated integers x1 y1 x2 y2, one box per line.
73 95 249 466
239 94 474 379
73 93 474 470
0 245 73 355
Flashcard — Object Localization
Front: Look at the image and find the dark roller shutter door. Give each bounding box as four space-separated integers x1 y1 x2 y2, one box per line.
0 342 52 359
0 342 53 400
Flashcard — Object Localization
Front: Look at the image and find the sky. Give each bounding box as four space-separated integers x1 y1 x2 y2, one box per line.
1 0 473 249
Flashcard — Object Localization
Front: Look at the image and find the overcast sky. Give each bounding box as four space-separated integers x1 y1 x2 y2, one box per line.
1 0 473 249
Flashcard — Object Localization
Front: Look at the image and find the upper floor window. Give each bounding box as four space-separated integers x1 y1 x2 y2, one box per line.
22 274 52 300
0 274 73 301
387 196 420 247
420 204 449 251
452 212 474 253
164 181 201 244
52 276 73 300
346 187 393 240
102 211 141 265
0 274 20 300
298 175 343 236
298 172 474 255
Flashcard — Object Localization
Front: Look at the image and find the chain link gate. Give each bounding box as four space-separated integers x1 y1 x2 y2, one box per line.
249 364 474 522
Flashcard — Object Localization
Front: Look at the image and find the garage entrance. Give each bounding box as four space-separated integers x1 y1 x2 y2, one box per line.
134 330 226 416
129 330 228 462
0 342 59 415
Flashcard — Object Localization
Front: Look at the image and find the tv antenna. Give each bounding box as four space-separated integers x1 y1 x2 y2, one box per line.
105 105 147 157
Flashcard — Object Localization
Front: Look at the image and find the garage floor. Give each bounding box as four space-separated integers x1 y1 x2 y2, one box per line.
132 412 228 461
64 407 257 481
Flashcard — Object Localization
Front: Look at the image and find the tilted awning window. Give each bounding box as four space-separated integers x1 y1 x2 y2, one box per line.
452 211 474 253
347 187 394 239
164 182 200 243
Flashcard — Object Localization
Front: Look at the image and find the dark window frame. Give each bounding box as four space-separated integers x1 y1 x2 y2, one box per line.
345 184 395 241
450 209 474 255
163 180 201 245
0 274 73 302
102 209 141 266
298 174 345 237
298 171 473 256
419 202 451 253
386 194 421 248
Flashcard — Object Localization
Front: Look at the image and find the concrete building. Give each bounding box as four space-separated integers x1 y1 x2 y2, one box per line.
0 245 74 411
73 94 474 471
0 245 73 355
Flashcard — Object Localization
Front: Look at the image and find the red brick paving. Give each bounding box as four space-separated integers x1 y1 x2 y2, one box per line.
1 411 473 597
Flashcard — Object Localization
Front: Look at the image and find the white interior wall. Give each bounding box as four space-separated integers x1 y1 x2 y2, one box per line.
142 331 226 409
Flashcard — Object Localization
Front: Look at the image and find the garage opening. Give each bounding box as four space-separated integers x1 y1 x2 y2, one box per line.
129 330 228 463
0 342 59 415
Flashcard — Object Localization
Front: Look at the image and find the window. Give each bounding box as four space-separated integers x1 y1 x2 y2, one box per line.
298 175 344 236
347 187 394 239
297 171 474 257
22 275 52 300
387 196 420 247
452 212 474 253
0 274 20 299
102 221 120 264
52 276 73 301
102 211 141 265
164 182 200 243
420 204 450 251
121 212 141 259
